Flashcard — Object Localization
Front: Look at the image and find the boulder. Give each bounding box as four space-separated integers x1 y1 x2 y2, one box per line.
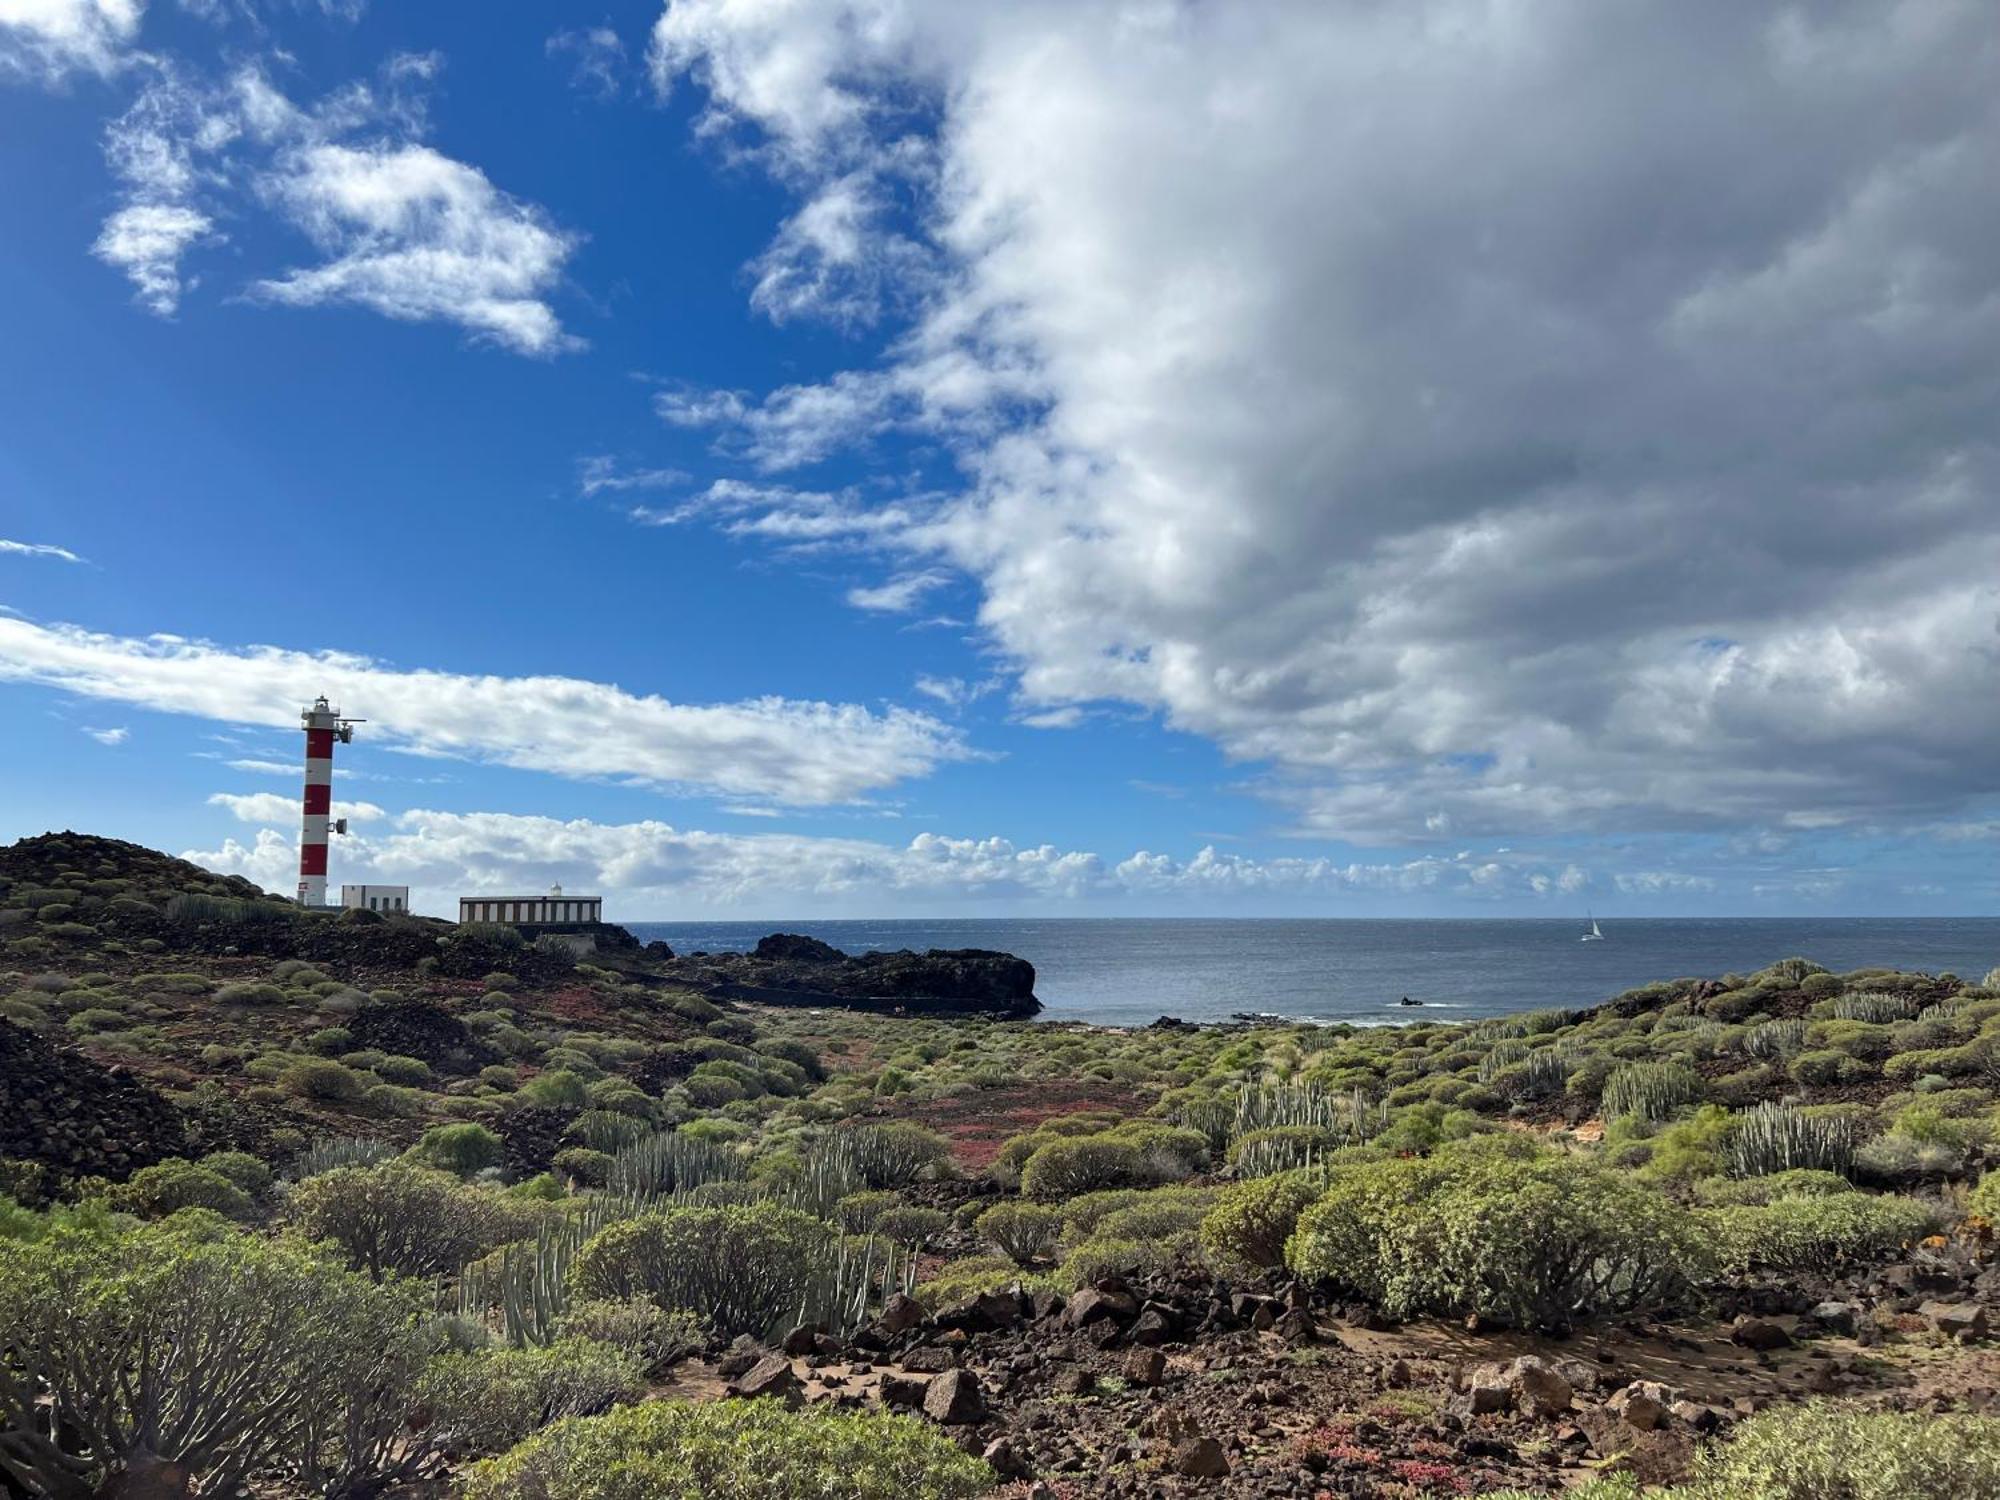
935 1289 1023 1334
879 1374 931 1409
727 1355 799 1403
1920 1300 1990 1341
1124 1348 1168 1387
1806 1302 1860 1337
1065 1286 1137 1328
1130 1306 1176 1346
876 1292 927 1337
901 1345 958 1374
1606 1381 1672 1432
1731 1316 1793 1351
1170 1436 1229 1479
1506 1356 1573 1418
923 1369 985 1425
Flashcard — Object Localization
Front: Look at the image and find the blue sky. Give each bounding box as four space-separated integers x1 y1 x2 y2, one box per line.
2 0 1997 918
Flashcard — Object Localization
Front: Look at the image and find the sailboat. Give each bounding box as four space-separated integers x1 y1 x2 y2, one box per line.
1579 913 1605 943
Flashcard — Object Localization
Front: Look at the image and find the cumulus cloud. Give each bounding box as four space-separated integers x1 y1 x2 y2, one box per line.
90 58 579 350
253 142 581 355
208 790 383 823
0 613 967 803
183 807 1613 915
0 0 142 82
650 0 2000 846
0 538 85 562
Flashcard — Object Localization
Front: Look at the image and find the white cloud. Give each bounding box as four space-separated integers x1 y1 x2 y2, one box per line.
578 455 686 497
651 0 2000 846
90 59 579 351
91 203 213 313
548 26 626 99
182 806 1616 915
0 613 967 803
0 0 142 82
913 674 997 709
846 569 949 614
1614 870 1718 895
83 725 128 744
208 790 383 823
254 143 581 355
0 538 85 563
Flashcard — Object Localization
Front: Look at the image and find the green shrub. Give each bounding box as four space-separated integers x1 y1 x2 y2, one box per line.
553 1299 706 1371
1789 1048 1870 1086
1058 1235 1178 1289
571 1204 830 1339
459 1399 990 1500
0 1214 432 1498
282 1058 365 1102
521 1069 591 1108
833 1189 901 1233
417 1339 645 1458
1727 1101 1858 1178
1200 1171 1324 1273
975 1200 1064 1264
1703 1194 1937 1276
914 1254 1053 1308
286 1161 535 1280
1020 1136 1154 1200
1675 1402 2000 1499
198 1151 273 1195
215 982 287 1006
872 1206 950 1248
1692 1169 1852 1207
1970 1170 2000 1224
553 1147 616 1187
837 1121 955 1187
1287 1146 1710 1332
116 1158 255 1220
411 1122 506 1175
1601 1060 1705 1120
373 1054 434 1087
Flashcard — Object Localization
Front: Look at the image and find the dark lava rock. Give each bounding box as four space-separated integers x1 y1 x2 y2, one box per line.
727 1354 799 1403
347 1000 489 1073
754 933 845 963
880 1374 930 1409
656 939 1041 1019
1730 1316 1793 1351
1170 1436 1229 1479
923 1369 985 1424
0 1020 186 1186
495 1104 579 1177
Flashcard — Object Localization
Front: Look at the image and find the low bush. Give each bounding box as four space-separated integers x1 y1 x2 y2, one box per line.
286 1161 537 1280
1020 1137 1155 1200
1287 1145 1710 1331
914 1254 1054 1308
976 1200 1064 1264
1703 1194 1936 1277
417 1339 646 1459
411 1122 506 1175
0 1214 432 1498
571 1203 830 1339
116 1158 255 1220
460 1399 991 1500
554 1299 706 1371
1673 1402 2000 1499
282 1058 365 1103
1200 1171 1324 1273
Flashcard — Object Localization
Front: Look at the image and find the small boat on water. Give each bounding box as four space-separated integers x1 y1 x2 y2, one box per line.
1580 914 1605 942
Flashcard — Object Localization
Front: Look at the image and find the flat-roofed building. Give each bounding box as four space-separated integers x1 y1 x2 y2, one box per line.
457 885 602 927
341 884 409 913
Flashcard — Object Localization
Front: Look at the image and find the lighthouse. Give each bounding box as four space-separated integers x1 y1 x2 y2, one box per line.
297 696 363 907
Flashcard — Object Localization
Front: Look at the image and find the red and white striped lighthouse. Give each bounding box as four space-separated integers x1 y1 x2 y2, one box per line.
297 696 362 907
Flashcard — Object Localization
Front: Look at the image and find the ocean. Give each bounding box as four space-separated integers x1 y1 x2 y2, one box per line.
619 917 2000 1029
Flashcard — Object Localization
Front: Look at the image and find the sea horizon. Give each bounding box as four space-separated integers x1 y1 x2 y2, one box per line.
622 914 2000 1029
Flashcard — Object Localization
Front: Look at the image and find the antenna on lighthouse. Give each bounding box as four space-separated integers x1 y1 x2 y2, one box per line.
297 696 365 908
